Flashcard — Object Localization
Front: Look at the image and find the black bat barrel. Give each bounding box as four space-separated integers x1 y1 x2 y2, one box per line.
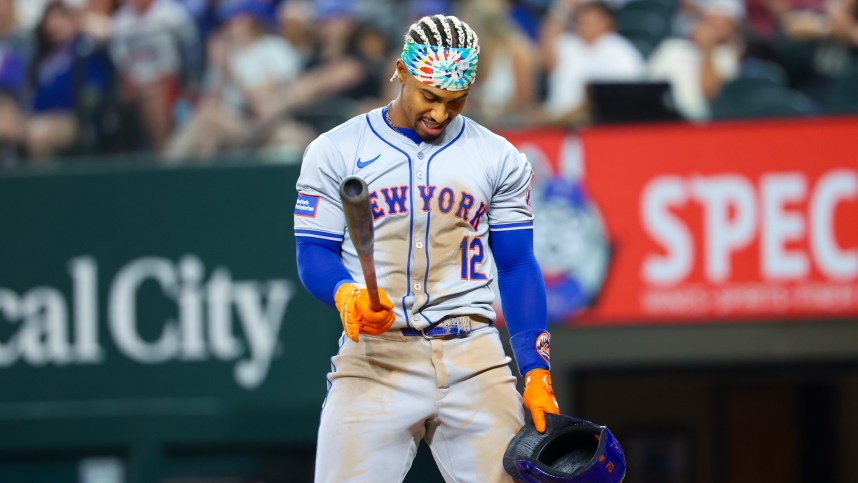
339 176 374 258
338 175 382 310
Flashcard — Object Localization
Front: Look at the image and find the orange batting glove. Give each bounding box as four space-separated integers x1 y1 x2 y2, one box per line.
335 283 395 342
523 368 560 433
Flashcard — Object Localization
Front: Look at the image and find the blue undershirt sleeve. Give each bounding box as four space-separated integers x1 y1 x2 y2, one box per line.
490 229 550 376
295 236 356 308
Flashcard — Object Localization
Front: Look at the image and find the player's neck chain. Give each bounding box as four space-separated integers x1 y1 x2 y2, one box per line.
385 102 407 137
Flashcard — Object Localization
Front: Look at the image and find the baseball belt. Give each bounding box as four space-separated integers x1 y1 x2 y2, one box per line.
401 315 490 338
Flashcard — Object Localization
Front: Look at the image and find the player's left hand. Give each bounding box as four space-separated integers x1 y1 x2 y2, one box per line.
335 283 395 342
523 368 560 433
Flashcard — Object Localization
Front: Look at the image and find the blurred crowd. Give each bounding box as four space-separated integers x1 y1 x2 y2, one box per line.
0 0 855 167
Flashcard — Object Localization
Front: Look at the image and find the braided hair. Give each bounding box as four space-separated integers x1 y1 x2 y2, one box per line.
404 14 479 49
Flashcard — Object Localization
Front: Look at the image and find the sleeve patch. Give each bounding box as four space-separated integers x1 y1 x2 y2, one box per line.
295 194 320 218
536 332 550 363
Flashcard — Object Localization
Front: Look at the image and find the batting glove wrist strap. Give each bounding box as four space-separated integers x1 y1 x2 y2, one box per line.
332 278 358 302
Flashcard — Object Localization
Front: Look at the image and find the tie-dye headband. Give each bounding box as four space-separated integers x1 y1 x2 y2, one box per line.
400 41 480 91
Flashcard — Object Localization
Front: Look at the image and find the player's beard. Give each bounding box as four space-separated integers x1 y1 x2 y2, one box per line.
415 117 451 141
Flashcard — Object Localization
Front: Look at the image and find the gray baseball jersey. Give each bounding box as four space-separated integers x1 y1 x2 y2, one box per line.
294 107 534 330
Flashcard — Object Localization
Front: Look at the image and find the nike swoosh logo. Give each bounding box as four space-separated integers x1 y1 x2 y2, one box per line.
356 155 380 169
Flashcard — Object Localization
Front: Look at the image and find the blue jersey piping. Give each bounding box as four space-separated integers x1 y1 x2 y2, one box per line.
322 333 347 410
295 228 345 239
420 119 467 314
489 221 534 231
366 113 415 328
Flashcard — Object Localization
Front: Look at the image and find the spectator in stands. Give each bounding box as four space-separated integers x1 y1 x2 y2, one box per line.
459 0 538 127
304 0 357 69
175 0 212 38
0 0 30 63
827 0 858 48
277 0 315 65
648 0 743 120
165 0 303 159
509 0 545 42
26 0 112 161
674 0 746 36
306 4 393 105
728 0 828 100
743 0 825 40
110 0 198 152
257 1 384 132
774 0 858 92
348 21 393 112
0 0 30 162
14 0 51 30
540 0 646 124
81 0 118 42
411 0 452 19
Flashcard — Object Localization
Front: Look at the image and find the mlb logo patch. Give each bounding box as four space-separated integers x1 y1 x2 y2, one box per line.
294 194 320 218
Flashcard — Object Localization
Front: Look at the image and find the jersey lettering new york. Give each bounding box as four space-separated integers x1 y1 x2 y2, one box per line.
369 184 486 230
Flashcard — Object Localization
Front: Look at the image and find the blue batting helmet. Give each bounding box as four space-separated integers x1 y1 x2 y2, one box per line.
503 414 626 482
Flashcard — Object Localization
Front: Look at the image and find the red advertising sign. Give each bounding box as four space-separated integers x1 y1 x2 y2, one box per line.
504 117 858 325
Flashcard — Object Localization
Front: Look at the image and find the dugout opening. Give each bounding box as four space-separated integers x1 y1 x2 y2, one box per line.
568 363 857 483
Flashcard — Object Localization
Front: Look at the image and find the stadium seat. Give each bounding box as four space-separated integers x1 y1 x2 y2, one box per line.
620 12 670 58
616 7 671 58
823 63 858 114
711 81 817 120
738 58 789 85
710 58 818 120
770 35 819 91
616 0 677 18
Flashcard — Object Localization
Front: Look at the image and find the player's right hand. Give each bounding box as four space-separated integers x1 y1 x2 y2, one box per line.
335 283 395 342
523 368 560 433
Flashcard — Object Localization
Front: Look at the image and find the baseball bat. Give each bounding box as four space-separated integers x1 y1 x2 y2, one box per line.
339 176 383 311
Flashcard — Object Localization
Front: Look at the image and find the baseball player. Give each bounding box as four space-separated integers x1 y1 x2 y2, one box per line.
294 14 558 482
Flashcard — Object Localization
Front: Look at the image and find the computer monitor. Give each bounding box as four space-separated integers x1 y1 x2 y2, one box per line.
586 81 682 124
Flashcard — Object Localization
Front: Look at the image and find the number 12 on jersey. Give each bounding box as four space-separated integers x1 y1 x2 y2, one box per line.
459 236 487 280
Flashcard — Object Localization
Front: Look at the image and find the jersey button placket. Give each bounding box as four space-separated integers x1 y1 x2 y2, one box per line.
410 148 429 323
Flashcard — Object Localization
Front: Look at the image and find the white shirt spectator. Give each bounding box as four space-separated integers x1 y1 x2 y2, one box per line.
475 54 516 116
229 36 302 89
14 0 51 29
216 34 303 112
673 0 746 37
648 38 740 120
111 0 198 85
545 32 645 116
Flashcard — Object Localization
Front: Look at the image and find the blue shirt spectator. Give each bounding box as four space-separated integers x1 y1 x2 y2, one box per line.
25 1 114 161
32 36 110 113
0 44 25 98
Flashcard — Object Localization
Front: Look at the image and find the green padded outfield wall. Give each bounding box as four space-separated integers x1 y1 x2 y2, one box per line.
0 162 344 482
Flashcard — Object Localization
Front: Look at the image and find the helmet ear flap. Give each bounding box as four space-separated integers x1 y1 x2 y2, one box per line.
503 414 626 482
